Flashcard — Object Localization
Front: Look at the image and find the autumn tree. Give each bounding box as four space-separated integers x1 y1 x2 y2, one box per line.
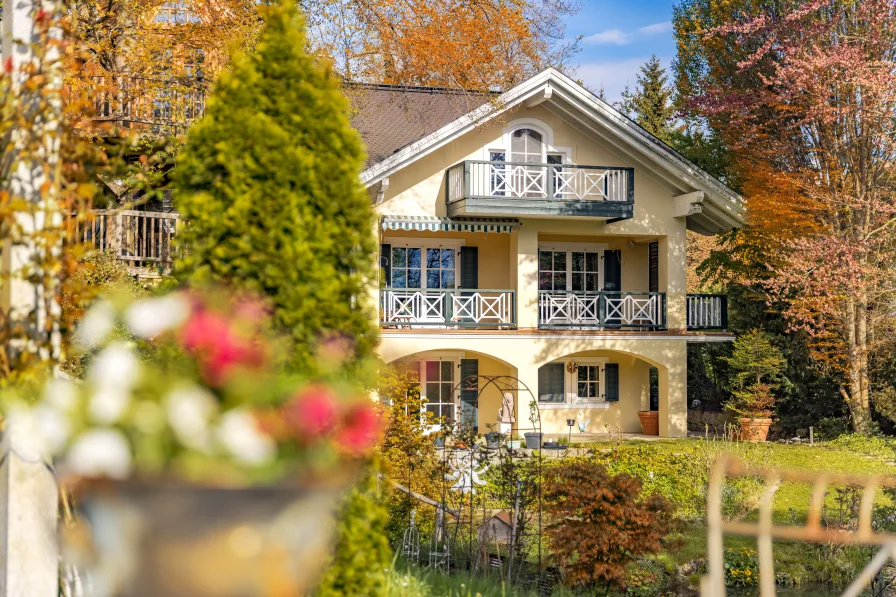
302 0 581 90
688 0 896 433
619 55 676 143
544 462 672 591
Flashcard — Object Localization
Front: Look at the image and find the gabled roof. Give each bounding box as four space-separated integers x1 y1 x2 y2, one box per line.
357 68 744 233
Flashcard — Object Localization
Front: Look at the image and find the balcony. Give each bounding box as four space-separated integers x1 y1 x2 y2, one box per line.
380 289 516 328
445 160 634 219
77 209 182 275
539 291 666 329
686 294 728 330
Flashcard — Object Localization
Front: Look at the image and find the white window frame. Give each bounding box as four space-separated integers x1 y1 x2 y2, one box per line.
537 357 611 409
538 242 608 293
483 118 572 164
383 237 465 290
414 352 462 432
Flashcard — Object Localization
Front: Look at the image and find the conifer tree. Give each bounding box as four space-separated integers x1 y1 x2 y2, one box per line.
315 472 392 597
618 55 676 143
173 0 377 375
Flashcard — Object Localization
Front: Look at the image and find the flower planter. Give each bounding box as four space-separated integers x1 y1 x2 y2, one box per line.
485 433 500 450
638 411 660 436
738 417 773 442
506 439 521 450
542 441 563 450
524 432 543 449
62 479 347 597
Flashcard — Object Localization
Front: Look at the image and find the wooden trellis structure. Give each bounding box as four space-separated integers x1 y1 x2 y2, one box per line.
703 454 896 597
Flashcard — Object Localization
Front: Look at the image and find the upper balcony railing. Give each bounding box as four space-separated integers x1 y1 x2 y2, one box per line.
446 160 634 220
77 75 207 135
380 289 516 328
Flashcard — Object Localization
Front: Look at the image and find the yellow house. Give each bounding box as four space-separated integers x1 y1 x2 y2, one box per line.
357 69 744 438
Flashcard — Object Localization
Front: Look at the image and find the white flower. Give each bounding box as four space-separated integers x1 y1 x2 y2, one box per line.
74 300 116 349
5 405 69 461
88 343 140 391
88 386 132 425
216 409 276 466
125 295 190 339
43 378 78 413
166 386 218 450
65 429 133 480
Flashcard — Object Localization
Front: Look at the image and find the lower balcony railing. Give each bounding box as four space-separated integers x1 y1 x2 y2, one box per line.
77 209 182 272
539 291 666 329
686 294 728 330
380 289 516 328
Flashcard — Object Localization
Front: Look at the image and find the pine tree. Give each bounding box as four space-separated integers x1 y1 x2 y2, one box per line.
619 55 676 143
173 0 377 375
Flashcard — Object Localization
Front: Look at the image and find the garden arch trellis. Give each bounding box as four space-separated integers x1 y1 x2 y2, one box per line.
435 373 546 588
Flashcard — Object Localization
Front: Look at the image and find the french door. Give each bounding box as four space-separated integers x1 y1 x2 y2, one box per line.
539 248 603 324
421 360 456 430
389 246 457 323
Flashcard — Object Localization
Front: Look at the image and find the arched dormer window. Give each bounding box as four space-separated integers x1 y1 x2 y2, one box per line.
510 128 543 163
486 119 570 165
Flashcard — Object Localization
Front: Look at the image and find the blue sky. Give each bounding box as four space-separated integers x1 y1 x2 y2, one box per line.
562 0 678 103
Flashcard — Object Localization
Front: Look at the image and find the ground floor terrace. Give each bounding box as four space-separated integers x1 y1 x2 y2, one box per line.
378 331 728 438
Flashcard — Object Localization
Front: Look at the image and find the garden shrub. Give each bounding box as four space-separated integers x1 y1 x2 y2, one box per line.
173 0 377 378
543 461 673 591
316 472 392 597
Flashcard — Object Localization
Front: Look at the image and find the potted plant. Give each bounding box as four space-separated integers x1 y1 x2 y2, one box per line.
724 330 787 442
506 434 522 450
484 426 501 450
6 288 381 597
524 398 543 449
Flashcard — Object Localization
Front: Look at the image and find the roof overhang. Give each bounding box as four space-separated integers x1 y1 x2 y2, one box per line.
360 68 744 234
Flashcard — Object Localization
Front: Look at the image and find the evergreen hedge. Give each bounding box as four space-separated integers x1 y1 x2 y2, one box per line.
173 0 377 375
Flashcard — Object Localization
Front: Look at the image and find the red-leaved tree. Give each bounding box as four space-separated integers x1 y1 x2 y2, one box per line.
544 462 672 590
693 0 896 432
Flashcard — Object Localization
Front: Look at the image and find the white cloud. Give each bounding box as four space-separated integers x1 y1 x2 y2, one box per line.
583 29 631 45
573 56 673 104
638 21 673 36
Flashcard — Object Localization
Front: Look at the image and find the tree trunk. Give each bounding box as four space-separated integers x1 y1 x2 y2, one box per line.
841 297 873 434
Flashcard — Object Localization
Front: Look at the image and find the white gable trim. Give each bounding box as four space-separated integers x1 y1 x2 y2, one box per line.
360 68 745 230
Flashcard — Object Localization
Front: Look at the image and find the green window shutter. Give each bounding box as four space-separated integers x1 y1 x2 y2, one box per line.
604 363 619 402
460 359 479 404
460 246 479 289
381 243 392 286
538 363 565 403
648 242 658 293
604 249 621 291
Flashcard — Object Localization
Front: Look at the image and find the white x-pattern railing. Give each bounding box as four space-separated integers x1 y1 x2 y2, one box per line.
451 161 633 203
381 289 515 327
538 291 666 328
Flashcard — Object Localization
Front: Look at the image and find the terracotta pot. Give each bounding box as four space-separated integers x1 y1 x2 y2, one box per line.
738 417 773 442
638 411 660 436
60 480 348 597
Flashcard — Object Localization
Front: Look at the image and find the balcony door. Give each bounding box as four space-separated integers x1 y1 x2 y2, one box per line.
385 242 460 325
510 128 545 197
421 359 457 432
538 244 606 325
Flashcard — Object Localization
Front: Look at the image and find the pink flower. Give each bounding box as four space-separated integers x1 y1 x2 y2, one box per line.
337 403 380 453
179 308 266 386
283 386 338 439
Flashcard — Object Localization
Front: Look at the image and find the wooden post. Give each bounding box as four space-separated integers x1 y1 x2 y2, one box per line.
0 434 59 597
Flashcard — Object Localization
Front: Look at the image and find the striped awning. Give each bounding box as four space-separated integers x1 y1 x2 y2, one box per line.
380 215 520 234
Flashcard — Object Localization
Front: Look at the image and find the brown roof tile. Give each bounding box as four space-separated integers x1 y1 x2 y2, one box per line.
349 84 494 169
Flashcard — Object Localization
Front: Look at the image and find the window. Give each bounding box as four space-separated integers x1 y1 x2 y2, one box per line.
391 247 422 288
548 153 563 198
577 365 601 401
489 151 507 196
571 252 600 292
155 1 199 24
426 248 455 289
538 363 565 403
423 360 455 421
510 128 543 163
538 250 567 291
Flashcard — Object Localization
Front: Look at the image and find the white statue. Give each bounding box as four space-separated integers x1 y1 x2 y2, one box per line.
498 392 515 423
